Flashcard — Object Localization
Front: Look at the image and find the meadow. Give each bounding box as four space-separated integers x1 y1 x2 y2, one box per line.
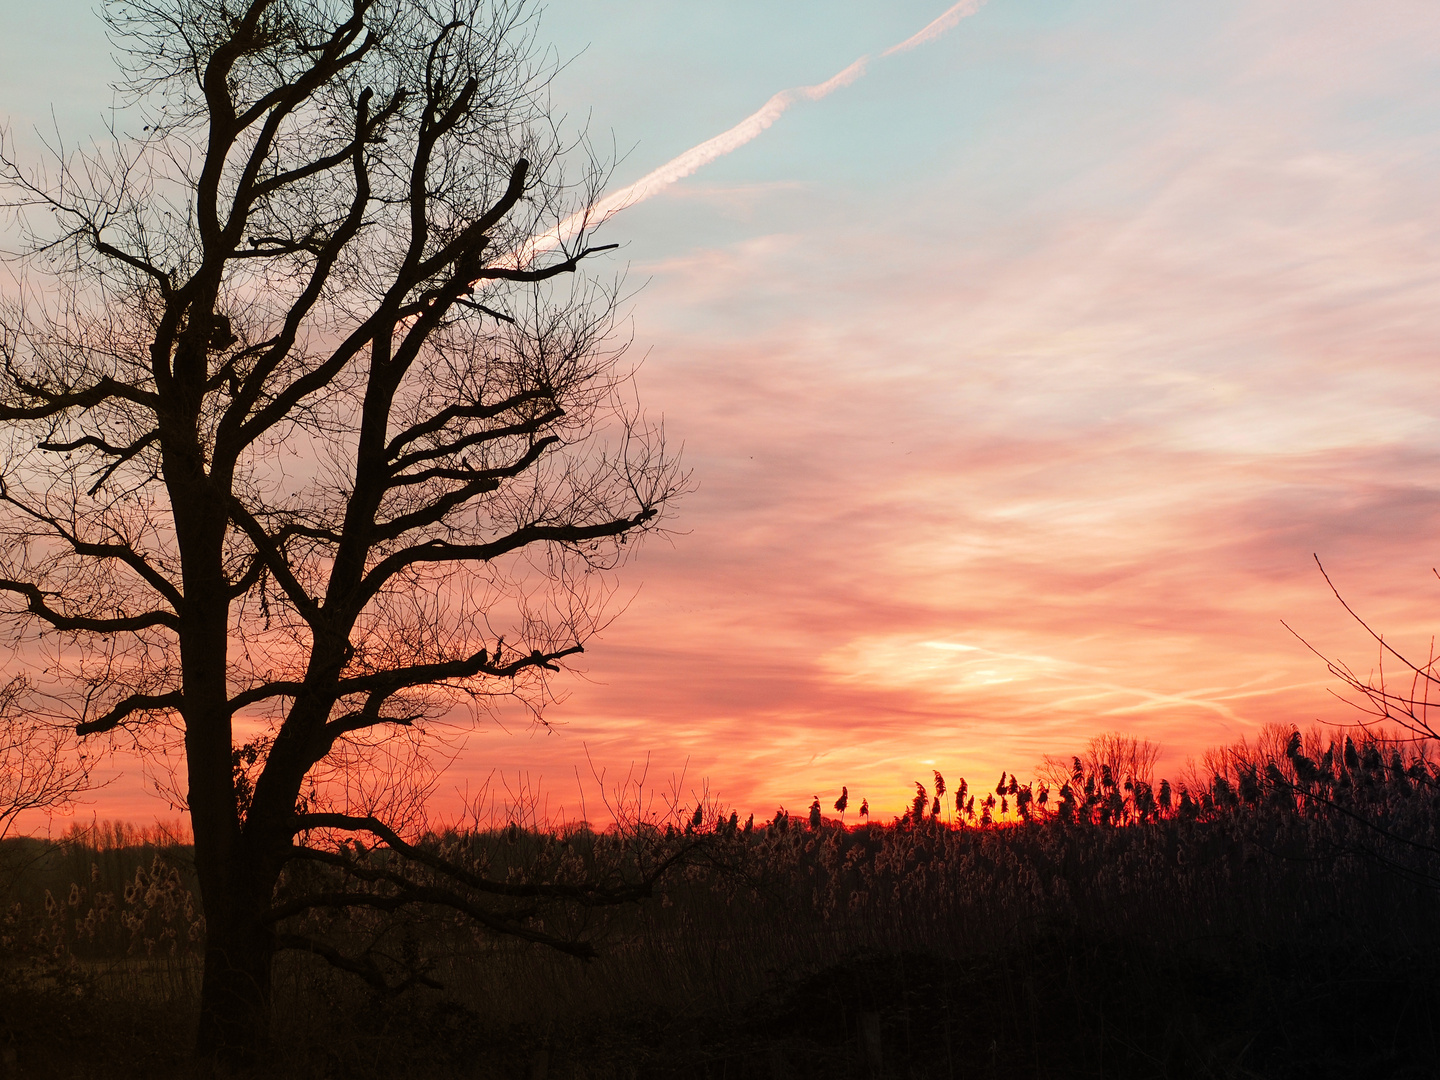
1 726 1437 1079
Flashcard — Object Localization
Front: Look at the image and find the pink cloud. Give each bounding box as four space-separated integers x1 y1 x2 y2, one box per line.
37 0 1440 831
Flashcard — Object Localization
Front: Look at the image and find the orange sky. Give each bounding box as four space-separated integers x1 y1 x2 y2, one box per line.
8 0 1440 832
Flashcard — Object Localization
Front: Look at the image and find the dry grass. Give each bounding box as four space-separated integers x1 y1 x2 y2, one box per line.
2 726 1438 1077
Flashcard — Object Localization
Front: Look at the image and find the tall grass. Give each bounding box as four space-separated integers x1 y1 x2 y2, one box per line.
0 817 203 1022
2 725 1437 1077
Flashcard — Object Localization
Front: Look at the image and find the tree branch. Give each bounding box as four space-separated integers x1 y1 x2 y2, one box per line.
76 690 183 736
0 578 178 633
384 387 552 459
0 490 182 609
225 498 322 624
0 373 158 421
357 509 657 609
376 436 558 538
91 233 174 296
387 410 561 477
273 931 443 994
290 813 677 911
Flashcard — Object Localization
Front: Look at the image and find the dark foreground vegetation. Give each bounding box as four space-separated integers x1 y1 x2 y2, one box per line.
2 727 1438 1079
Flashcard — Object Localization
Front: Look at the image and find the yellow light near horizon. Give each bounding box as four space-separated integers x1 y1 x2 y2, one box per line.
820 635 1074 698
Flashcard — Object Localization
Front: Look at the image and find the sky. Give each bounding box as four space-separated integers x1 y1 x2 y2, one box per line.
4 0 1440 829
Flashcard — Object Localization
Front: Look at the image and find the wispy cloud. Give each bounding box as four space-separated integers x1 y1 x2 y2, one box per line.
511 2 985 267
528 45 1440 816
60 0 1440 828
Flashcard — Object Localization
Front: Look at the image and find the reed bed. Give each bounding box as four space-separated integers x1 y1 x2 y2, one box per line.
2 726 1438 1077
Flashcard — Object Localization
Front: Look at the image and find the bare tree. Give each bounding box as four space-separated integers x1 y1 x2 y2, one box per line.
0 676 90 841
0 0 681 1059
1288 558 1440 746
1039 731 1160 794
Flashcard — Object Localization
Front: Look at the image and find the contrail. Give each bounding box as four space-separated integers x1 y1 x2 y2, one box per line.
508 2 986 268
883 0 986 56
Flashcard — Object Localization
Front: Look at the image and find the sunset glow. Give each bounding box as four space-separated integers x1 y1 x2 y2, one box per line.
6 0 1440 830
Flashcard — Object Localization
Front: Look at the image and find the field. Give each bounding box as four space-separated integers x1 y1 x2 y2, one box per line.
2 727 1438 1078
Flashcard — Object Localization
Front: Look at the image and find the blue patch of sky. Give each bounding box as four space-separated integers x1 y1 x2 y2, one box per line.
0 0 114 133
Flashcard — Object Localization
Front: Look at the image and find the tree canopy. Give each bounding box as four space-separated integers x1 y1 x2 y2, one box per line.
0 0 681 1058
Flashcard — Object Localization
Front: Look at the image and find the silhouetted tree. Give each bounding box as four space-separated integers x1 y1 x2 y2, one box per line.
0 0 680 1061
0 676 90 841
1295 558 1440 745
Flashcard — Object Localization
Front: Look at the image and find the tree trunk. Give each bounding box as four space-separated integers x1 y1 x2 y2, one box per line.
195 903 276 1062
174 510 274 1062
163 402 275 1062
